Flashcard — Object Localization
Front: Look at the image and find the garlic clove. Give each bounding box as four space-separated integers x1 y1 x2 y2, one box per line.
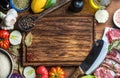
7 9 18 18
4 14 16 27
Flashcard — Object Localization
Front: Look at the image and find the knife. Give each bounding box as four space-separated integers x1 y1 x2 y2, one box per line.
70 39 108 78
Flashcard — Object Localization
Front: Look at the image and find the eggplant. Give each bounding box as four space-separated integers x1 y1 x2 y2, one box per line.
10 73 25 78
0 0 10 11
69 0 84 12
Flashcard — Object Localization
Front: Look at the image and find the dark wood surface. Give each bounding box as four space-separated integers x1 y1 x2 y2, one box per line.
22 16 95 66
18 0 120 77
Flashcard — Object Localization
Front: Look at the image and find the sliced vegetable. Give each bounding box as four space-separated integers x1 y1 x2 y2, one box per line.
10 73 24 78
9 30 22 45
0 30 10 49
49 66 65 78
23 66 36 78
95 9 109 23
36 66 48 78
25 32 33 47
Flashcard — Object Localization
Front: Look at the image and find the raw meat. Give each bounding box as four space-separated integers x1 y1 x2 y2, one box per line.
106 28 120 43
94 66 115 78
94 49 120 78
106 49 120 64
103 58 120 73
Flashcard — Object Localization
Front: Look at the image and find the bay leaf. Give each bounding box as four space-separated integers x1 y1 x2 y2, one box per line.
25 32 33 47
18 62 24 75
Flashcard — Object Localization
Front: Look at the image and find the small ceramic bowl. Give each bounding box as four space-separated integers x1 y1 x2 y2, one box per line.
0 48 13 78
113 8 120 28
9 0 30 12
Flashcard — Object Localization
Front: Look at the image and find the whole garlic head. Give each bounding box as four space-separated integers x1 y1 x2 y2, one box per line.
4 14 16 27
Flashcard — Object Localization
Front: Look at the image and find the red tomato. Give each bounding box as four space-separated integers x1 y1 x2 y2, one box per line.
36 66 48 78
0 30 9 49
49 66 66 78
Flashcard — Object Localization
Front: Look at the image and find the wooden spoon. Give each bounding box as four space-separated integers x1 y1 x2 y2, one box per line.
18 0 71 32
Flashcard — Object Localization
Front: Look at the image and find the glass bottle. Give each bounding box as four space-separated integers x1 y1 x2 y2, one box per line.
89 0 111 10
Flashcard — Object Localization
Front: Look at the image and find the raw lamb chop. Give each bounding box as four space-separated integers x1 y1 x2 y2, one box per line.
94 49 120 78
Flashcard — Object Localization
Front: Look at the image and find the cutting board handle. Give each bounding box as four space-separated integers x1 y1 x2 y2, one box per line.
70 67 84 78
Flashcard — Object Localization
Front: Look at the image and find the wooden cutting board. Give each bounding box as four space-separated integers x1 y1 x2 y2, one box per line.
22 0 96 66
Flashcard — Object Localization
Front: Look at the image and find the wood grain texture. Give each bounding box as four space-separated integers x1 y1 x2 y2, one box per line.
22 16 95 66
21 0 96 66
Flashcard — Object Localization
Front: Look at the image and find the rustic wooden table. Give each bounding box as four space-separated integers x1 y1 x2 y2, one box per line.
16 0 120 78
65 0 120 77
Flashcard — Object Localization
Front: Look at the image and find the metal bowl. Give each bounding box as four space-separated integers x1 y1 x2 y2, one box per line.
0 48 13 78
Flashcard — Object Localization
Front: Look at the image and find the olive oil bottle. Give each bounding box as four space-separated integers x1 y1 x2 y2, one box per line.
89 0 111 10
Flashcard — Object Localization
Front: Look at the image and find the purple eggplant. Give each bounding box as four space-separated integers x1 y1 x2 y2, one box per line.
10 73 24 78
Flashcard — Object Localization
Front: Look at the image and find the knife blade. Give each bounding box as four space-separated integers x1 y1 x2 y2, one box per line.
70 39 108 78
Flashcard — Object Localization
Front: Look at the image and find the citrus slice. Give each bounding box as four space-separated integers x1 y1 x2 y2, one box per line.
44 0 56 9
9 30 22 45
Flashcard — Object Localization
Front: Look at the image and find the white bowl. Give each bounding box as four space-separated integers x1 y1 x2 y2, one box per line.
0 48 13 78
113 8 120 28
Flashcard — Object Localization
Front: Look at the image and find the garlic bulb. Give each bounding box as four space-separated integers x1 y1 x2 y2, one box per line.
0 9 18 30
7 9 18 18
4 14 16 27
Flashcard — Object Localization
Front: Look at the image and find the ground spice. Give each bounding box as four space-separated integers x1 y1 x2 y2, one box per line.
12 0 29 10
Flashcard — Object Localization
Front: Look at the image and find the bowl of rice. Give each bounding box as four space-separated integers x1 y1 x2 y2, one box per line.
10 0 30 12
0 48 13 78
113 8 120 28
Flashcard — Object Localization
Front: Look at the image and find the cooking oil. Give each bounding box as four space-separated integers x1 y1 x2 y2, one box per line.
89 0 111 10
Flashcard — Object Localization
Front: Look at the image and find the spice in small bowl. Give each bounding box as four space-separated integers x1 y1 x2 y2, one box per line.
113 8 120 28
18 16 35 32
10 0 30 12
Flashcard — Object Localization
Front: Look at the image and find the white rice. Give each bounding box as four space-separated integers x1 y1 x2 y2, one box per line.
0 52 11 78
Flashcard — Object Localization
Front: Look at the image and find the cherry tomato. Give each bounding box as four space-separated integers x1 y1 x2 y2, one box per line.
0 30 9 49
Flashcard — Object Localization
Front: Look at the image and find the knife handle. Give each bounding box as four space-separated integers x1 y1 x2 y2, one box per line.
70 67 84 78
